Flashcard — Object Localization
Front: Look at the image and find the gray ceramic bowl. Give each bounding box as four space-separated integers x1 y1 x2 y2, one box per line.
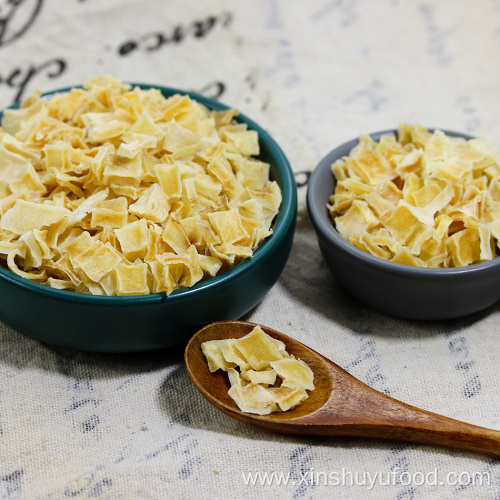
307 129 500 320
0 84 297 352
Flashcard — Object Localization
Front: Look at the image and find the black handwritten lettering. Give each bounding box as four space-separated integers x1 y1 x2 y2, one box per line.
386 445 417 498
419 4 453 66
139 433 203 480
64 471 112 498
0 0 43 48
171 25 184 43
118 12 233 56
82 414 100 433
446 334 482 398
346 337 392 396
294 170 311 188
195 80 226 100
118 40 136 56
192 16 216 38
1 470 24 498
141 32 166 52
289 446 316 497
0 58 67 104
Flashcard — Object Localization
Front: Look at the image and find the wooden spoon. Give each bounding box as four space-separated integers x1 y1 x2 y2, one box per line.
185 320 500 457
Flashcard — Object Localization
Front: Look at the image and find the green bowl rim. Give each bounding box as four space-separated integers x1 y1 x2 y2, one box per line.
0 83 297 305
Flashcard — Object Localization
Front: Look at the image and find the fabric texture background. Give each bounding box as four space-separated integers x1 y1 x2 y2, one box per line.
0 1 499 498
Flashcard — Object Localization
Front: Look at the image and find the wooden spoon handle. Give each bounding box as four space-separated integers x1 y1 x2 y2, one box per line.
307 407 500 458
304 361 500 457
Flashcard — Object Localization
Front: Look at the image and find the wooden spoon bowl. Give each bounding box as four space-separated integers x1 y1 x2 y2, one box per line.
185 320 500 457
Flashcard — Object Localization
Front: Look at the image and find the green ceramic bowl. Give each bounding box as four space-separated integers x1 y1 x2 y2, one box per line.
0 84 297 352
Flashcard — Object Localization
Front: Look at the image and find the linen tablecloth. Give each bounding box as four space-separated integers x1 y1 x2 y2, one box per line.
1 1 499 498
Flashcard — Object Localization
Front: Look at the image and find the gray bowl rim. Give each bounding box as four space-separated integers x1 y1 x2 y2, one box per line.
307 128 500 279
0 83 297 305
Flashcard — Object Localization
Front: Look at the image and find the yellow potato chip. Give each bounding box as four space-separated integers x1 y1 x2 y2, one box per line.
270 357 315 391
220 340 252 372
447 228 480 267
207 158 243 200
370 227 403 255
207 209 249 244
227 367 247 388
406 223 435 256
395 148 425 176
53 253 83 286
208 243 251 263
228 383 277 415
117 133 157 158
233 326 286 371
9 164 47 197
390 247 427 267
178 245 204 288
124 111 166 140
241 369 277 386
334 200 379 241
63 231 94 262
114 261 149 296
99 270 118 296
73 240 122 282
7 249 46 281
201 340 237 372
19 230 45 269
129 184 170 223
268 386 309 412
363 192 395 219
0 239 24 257
81 112 132 142
155 163 182 198
349 150 395 184
162 121 200 160
197 253 222 277
382 204 420 244
46 277 75 291
221 127 260 157
479 225 495 261
233 158 270 190
161 216 191 255
102 154 142 187
350 232 390 260
114 219 149 261
90 197 128 229
0 200 70 234
143 223 169 263
399 184 452 226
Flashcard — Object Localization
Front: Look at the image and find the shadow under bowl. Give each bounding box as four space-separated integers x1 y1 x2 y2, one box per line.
307 129 500 320
0 84 297 352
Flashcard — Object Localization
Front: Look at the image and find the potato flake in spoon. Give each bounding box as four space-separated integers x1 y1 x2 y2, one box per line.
201 326 315 415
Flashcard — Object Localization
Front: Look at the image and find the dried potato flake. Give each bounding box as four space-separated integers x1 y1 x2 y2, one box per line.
328 124 500 267
0 76 281 295
201 326 315 415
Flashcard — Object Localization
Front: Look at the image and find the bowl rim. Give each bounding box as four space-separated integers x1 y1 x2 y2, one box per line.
0 83 297 304
307 128 500 278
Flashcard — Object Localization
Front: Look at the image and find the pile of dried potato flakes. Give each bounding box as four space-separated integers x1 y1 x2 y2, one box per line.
0 76 281 296
202 326 315 415
328 124 500 267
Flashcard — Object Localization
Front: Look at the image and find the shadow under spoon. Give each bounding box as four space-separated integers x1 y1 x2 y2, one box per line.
185 320 500 457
